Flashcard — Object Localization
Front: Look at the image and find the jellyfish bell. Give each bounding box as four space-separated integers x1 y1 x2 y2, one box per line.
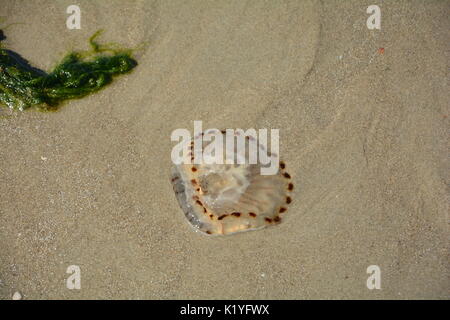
170 129 293 236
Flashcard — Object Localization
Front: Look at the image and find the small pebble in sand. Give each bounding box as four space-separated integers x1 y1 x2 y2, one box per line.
12 291 22 300
41 156 48 161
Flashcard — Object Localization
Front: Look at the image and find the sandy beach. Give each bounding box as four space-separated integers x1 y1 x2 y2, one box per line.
0 0 448 299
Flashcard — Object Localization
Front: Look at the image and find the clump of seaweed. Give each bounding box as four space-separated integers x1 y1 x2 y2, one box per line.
0 30 137 111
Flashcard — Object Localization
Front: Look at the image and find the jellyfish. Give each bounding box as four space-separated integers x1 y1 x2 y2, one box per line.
170 129 294 236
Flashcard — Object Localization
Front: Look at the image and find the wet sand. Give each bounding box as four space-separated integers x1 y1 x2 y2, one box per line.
0 0 448 299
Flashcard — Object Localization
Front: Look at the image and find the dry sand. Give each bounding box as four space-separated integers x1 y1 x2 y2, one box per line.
0 0 448 299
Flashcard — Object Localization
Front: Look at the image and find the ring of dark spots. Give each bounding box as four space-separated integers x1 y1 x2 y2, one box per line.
279 207 287 213
265 218 272 223
274 216 281 222
249 212 257 217
288 183 294 191
218 214 228 220
231 212 241 217
283 172 291 179
280 162 286 169
286 196 292 204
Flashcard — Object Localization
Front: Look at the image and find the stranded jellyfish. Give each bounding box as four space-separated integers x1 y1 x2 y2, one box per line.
170 129 294 236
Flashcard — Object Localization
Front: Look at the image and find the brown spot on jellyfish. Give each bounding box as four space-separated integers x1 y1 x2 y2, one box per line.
170 129 293 236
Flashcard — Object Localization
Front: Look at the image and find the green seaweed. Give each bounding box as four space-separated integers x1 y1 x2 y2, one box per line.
0 30 137 111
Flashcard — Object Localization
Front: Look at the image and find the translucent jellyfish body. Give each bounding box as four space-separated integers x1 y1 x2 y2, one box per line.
171 129 294 236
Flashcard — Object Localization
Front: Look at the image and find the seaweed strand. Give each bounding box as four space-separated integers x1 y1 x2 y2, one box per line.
0 30 137 111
